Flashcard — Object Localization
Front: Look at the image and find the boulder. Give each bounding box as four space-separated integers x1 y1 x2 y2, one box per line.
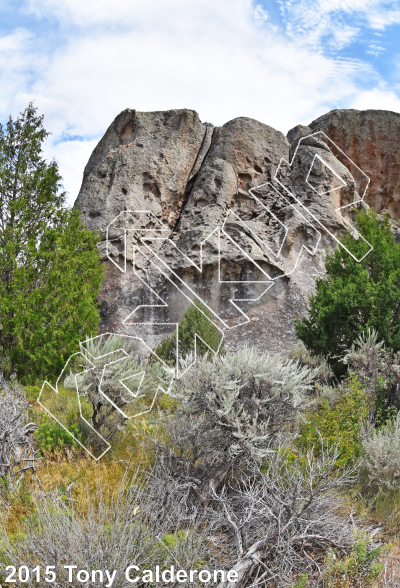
309 109 400 219
76 108 207 232
75 107 400 355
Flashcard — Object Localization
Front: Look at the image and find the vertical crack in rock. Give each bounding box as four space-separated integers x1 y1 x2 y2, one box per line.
171 123 216 234
189 122 215 182
74 107 400 354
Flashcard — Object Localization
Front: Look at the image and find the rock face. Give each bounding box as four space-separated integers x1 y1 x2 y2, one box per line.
77 108 207 230
309 109 400 219
75 107 400 356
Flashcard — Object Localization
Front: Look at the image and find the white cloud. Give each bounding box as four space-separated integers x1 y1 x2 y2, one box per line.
26 0 253 31
279 0 400 50
0 0 397 205
350 87 400 112
22 6 367 138
253 4 269 26
0 29 39 113
368 8 400 29
318 0 386 12
44 138 99 205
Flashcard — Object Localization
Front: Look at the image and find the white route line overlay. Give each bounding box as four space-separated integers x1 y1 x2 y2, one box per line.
107 132 372 338
106 210 274 331
38 334 174 461
274 130 373 262
235 182 322 278
39 131 373 460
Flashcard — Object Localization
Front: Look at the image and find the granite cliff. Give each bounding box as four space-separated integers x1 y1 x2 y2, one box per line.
75 108 400 355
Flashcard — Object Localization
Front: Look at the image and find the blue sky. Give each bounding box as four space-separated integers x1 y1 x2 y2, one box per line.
1 0 399 204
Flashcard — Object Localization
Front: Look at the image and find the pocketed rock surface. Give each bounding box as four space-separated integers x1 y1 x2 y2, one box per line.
75 107 400 354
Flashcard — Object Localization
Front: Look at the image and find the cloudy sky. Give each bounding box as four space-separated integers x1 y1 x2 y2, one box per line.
1 0 400 204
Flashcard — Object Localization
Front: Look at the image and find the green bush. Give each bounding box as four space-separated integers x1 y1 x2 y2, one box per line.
296 210 400 376
290 574 309 588
296 374 371 467
153 299 223 365
34 414 81 453
324 531 386 587
24 385 41 403
342 329 400 426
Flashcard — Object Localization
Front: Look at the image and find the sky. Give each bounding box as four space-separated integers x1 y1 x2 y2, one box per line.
1 0 400 205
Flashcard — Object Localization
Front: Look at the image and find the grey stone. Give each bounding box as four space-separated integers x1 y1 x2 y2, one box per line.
75 108 207 232
75 107 400 355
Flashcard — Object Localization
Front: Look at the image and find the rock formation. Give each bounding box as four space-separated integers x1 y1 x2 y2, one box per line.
75 107 400 356
309 109 400 219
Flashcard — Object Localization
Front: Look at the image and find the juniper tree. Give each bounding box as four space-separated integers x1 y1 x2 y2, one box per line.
296 210 400 376
153 299 224 366
0 103 103 381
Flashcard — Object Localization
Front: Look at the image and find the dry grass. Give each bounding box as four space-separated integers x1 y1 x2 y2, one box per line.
2 388 174 546
5 384 400 587
2 454 127 533
2 411 159 535
373 539 400 587
351 487 400 587
355 485 400 538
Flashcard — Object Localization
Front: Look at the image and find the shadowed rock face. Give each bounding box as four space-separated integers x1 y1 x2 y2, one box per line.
75 107 400 355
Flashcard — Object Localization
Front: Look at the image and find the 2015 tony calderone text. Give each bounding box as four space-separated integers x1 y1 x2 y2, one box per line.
4 565 239 585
